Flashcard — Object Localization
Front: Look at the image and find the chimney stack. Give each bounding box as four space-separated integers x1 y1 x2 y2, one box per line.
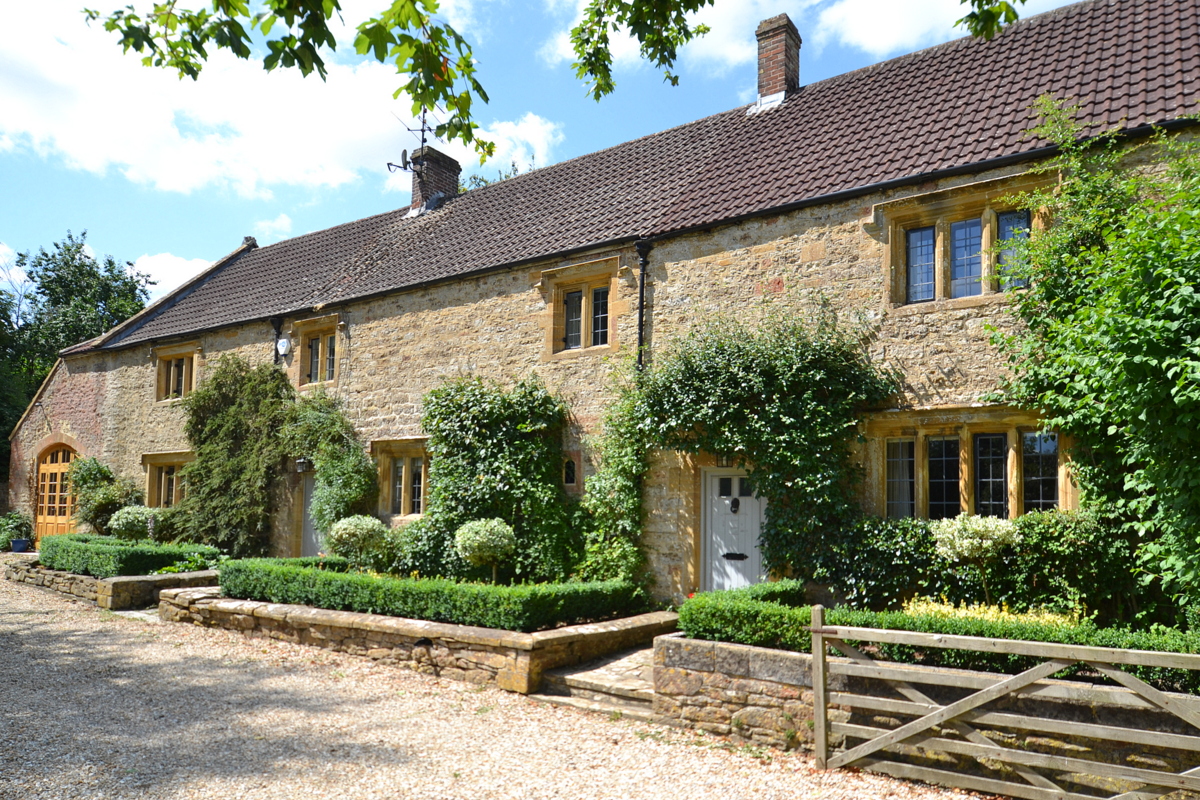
755 14 801 105
411 146 461 209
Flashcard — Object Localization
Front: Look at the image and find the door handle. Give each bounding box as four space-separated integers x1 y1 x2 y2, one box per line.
722 552 749 561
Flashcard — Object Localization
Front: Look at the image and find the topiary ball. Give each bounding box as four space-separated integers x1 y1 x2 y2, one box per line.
107 505 157 540
325 514 389 568
454 518 516 568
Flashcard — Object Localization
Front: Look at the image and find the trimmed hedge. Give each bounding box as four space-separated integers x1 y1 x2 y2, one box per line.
39 534 220 579
678 584 1200 694
218 559 644 632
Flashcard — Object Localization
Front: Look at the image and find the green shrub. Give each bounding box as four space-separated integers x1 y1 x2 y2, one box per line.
0 511 33 550
678 588 1200 694
219 559 644 632
108 505 158 540
67 457 142 535
820 517 972 611
983 509 1140 625
455 518 516 582
325 515 389 569
39 534 221 578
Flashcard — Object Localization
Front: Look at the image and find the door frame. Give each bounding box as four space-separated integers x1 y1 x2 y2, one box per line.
700 466 764 592
34 444 79 543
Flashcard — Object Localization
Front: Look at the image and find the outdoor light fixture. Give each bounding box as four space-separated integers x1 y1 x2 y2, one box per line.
295 457 312 473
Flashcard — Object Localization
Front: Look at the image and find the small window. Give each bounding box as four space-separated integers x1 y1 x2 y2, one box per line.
591 287 609 347
144 456 192 508
974 433 1008 518
998 210 1032 290
545 262 618 357
906 227 936 303
927 437 961 520
386 445 428 516
885 439 915 518
156 349 196 401
949 218 982 298
738 477 754 498
718 477 733 497
563 291 583 350
301 329 338 385
564 458 577 486
1022 432 1058 512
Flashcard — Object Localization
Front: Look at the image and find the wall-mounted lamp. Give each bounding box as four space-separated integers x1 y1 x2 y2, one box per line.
294 457 312 473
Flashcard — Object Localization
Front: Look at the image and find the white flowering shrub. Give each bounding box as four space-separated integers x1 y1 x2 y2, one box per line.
108 505 158 540
455 518 516 582
326 514 389 569
930 514 1021 563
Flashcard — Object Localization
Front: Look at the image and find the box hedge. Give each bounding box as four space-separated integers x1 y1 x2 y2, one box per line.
218 559 644 632
38 534 220 579
678 582 1200 694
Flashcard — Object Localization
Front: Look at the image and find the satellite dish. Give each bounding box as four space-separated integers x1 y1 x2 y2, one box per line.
276 338 291 356
401 149 410 170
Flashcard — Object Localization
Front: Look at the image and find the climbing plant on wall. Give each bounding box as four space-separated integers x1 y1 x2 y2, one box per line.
177 355 376 557
397 375 582 582
618 301 897 579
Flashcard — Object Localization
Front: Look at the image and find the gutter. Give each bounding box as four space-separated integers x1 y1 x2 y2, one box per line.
635 240 653 370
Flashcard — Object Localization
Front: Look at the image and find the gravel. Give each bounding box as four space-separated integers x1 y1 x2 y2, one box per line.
0 554 996 800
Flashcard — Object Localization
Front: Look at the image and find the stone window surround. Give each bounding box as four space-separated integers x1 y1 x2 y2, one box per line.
153 341 201 403
142 450 195 509
371 438 428 519
862 405 1076 520
290 314 342 388
536 256 626 362
868 173 1051 314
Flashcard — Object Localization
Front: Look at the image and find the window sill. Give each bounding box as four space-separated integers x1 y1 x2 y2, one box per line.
155 397 187 406
890 292 1013 317
546 343 616 362
299 380 338 391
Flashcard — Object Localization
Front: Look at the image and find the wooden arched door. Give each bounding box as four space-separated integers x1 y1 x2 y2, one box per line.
35 446 77 543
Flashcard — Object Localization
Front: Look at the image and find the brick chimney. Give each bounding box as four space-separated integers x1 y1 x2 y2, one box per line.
755 14 801 103
411 146 461 209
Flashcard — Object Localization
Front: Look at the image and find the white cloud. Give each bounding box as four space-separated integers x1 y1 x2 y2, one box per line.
538 0 644 69
0 242 15 267
254 213 294 242
0 1 550 201
134 253 213 300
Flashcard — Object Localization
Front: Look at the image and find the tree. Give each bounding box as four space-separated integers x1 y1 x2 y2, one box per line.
85 1 1024 160
997 97 1200 600
12 231 152 391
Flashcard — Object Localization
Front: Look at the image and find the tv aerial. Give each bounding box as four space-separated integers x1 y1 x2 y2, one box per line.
387 108 435 174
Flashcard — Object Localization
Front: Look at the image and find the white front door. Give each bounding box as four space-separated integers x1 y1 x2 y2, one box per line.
706 472 767 591
301 473 320 556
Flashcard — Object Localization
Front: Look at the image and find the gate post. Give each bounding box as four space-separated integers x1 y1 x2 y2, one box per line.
811 604 829 768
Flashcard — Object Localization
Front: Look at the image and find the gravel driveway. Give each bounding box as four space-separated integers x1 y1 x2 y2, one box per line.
1 556 996 800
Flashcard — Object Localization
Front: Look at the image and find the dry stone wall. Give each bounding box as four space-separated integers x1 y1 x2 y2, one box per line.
4 556 218 609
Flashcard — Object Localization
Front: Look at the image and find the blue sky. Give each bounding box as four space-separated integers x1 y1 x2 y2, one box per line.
0 0 1076 299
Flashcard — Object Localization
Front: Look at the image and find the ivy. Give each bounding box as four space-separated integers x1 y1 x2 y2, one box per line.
398 376 582 582
632 303 896 578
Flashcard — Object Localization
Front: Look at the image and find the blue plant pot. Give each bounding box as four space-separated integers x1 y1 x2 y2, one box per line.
10 538 30 553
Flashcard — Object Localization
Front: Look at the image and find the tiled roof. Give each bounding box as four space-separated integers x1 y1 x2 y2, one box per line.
101 0 1200 350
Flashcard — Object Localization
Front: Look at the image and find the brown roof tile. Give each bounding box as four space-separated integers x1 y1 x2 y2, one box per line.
101 0 1200 350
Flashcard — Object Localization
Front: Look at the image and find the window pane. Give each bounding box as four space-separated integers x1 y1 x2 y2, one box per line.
886 440 915 518
928 437 961 520
325 334 336 381
974 433 1008 518
173 358 185 397
410 457 424 515
391 459 404 515
738 478 754 498
718 477 732 497
564 458 576 485
1023 432 1059 512
591 287 609 347
906 227 935 303
308 337 320 383
164 466 176 509
950 218 982 298
563 291 583 349
998 210 1031 290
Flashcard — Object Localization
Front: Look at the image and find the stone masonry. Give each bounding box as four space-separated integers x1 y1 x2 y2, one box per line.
5 556 218 609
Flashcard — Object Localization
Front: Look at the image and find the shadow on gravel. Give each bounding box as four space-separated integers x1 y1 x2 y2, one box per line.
0 598 420 795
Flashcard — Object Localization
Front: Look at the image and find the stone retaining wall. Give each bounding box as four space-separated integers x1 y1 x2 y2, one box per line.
654 634 1200 795
5 557 218 610
160 586 677 694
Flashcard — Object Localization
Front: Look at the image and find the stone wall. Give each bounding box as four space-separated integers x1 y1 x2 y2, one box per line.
160 586 677 694
5 557 218 609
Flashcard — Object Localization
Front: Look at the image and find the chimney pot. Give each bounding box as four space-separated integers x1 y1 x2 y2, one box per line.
755 14 801 103
411 146 461 209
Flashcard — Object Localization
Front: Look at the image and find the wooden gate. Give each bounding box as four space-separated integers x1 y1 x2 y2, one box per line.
809 605 1200 800
35 446 77 543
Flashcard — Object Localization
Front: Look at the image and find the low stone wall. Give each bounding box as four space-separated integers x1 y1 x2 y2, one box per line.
5 558 218 610
655 633 1200 795
160 586 678 694
653 633 817 749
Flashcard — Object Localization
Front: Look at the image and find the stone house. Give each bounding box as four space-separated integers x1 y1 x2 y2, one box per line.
9 0 1199 600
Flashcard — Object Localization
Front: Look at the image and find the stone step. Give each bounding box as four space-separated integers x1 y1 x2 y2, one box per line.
526 691 657 723
540 668 655 704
